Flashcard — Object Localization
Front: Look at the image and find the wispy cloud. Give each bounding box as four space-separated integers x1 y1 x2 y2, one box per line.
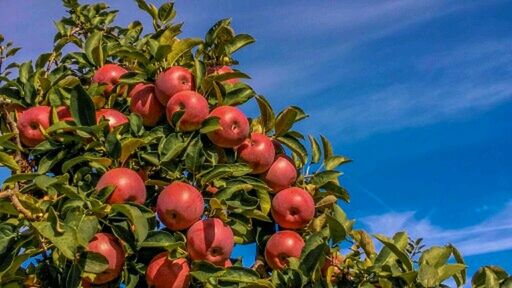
360 200 512 256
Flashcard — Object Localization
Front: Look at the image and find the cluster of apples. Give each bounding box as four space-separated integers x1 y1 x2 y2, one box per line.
13 63 336 286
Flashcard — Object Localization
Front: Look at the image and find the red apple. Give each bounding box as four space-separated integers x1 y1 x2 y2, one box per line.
205 184 219 194
321 252 344 280
96 167 147 204
156 181 204 231
155 66 194 106
261 155 297 192
271 187 315 229
129 83 165 126
222 259 233 268
207 66 239 85
206 106 249 148
92 64 128 94
237 133 275 174
17 106 51 147
187 218 234 265
56 106 74 121
96 108 128 131
264 230 304 270
166 91 209 131
146 252 190 288
84 233 125 285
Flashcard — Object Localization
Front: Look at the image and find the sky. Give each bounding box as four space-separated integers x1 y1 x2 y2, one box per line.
1 0 512 285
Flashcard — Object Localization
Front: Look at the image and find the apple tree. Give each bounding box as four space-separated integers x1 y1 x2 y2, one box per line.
0 1 508 287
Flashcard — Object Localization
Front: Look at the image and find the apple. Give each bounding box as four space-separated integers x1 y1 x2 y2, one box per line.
155 66 194 106
207 66 239 85
205 184 219 194
156 181 204 231
321 252 344 280
271 187 315 229
96 108 128 131
146 252 190 288
237 133 275 174
17 106 51 147
187 218 234 265
84 233 125 285
264 230 304 270
96 167 147 204
92 64 128 94
166 91 209 131
206 106 249 148
222 259 233 268
261 155 297 192
129 83 165 126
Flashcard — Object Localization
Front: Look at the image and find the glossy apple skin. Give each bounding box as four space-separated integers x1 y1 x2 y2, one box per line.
96 168 147 204
166 91 209 131
264 230 304 270
156 181 204 231
17 106 51 147
85 233 125 285
92 64 128 94
237 133 275 174
207 66 239 85
206 106 249 148
129 83 165 126
96 108 129 131
271 187 315 229
261 155 297 192
321 252 344 280
146 252 190 288
187 218 234 265
56 106 74 121
155 66 194 106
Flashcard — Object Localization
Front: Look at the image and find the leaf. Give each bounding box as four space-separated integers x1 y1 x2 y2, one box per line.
120 138 145 163
299 230 328 274
419 246 452 268
311 170 341 187
158 2 175 22
449 244 466 286
255 95 275 132
62 155 112 173
321 182 350 203
140 230 183 250
184 136 204 173
327 205 353 243
437 264 466 283
32 220 78 260
324 155 351 170
320 135 334 160
69 85 96 126
199 116 221 134
82 252 109 274
193 58 206 90
418 264 440 287
159 133 188 162
256 189 271 215
84 31 104 66
374 233 413 271
275 107 301 136
308 135 321 164
197 164 252 185
0 151 19 171
66 263 81 288
225 34 256 54
167 38 202 65
276 135 307 166
111 204 149 244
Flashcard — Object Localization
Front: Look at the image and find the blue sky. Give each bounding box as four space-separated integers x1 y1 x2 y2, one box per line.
1 0 512 284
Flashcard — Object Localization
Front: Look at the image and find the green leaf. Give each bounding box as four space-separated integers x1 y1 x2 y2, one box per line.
111 204 149 244
167 38 202 65
225 34 256 54
275 107 304 136
327 205 353 243
374 233 413 271
320 135 334 160
197 164 252 185
158 2 175 22
419 246 452 268
82 252 109 274
159 133 189 163
299 230 328 274
32 220 78 260
62 155 112 173
437 264 466 283
184 136 204 173
276 135 307 166
255 95 275 132
308 135 321 164
120 138 145 163
199 117 221 134
69 85 96 126
0 151 19 171
193 58 206 90
321 181 350 203
66 263 82 288
140 230 184 251
324 155 351 170
84 31 104 66
449 244 467 287
311 170 341 187
418 264 440 287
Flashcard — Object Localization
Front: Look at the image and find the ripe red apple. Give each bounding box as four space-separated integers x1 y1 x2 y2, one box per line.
271 187 315 229
261 155 297 192
84 233 125 285
155 66 194 106
166 91 209 131
321 252 344 280
56 106 74 121
264 230 304 270
156 181 204 231
129 83 165 126
207 66 239 85
92 64 128 95
146 252 190 288
206 106 249 148
96 167 147 204
96 108 129 131
187 218 234 265
17 106 51 147
237 133 275 174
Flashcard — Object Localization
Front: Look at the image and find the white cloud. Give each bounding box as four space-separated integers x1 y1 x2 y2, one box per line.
360 200 512 256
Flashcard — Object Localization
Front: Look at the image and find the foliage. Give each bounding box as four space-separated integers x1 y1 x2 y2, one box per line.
0 1 509 287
